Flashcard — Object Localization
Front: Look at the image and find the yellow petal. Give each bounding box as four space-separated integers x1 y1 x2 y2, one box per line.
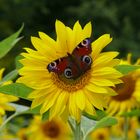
93 52 119 67
92 34 112 59
38 32 57 49
106 59 121 67
85 97 96 115
109 79 123 85
0 68 5 80
91 67 122 78
73 21 83 46
55 20 67 54
60 106 69 122
0 108 5 115
66 27 75 53
75 90 85 110
23 48 47 59
40 90 60 114
31 37 58 61
90 77 115 87
69 93 81 122
118 102 127 115
19 55 48 67
49 91 68 118
107 102 120 115
1 94 18 102
0 104 15 111
105 87 118 96
85 91 105 110
31 94 48 109
86 83 108 94
28 88 55 98
66 21 92 54
83 22 92 39
17 76 52 89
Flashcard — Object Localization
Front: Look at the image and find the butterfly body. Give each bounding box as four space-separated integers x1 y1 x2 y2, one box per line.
47 38 92 79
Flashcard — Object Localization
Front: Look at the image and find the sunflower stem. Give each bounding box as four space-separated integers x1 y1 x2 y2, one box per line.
75 121 82 140
124 116 129 140
0 112 18 131
68 119 75 132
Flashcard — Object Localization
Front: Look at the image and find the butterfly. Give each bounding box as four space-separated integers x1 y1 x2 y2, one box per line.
47 38 92 79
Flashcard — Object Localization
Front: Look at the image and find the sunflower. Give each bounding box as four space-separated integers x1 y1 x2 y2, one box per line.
89 128 110 140
17 20 122 122
120 53 140 65
18 116 71 140
111 117 140 140
106 54 140 115
18 128 29 140
0 129 16 140
0 68 19 123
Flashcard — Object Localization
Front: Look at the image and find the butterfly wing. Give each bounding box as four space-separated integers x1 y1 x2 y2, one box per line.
72 38 92 73
47 57 68 74
72 38 92 56
47 38 92 79
47 56 79 79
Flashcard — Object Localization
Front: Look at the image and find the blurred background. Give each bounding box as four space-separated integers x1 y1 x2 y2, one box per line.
0 0 140 71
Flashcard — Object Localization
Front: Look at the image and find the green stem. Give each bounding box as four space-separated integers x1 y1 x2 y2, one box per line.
124 116 129 140
75 121 81 140
0 110 30 131
68 119 75 132
0 112 18 130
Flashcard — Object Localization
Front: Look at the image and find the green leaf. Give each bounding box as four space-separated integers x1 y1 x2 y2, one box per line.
81 116 96 139
15 55 24 69
0 104 40 130
93 116 118 131
121 109 140 117
42 111 49 121
0 83 33 100
81 116 117 140
115 65 140 75
0 24 24 59
24 105 41 115
0 69 18 85
83 110 107 121
9 103 41 115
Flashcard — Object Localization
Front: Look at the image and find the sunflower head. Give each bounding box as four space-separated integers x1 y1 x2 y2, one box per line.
120 53 140 65
111 117 139 139
17 20 122 122
0 68 19 123
24 116 71 140
0 128 16 140
89 128 110 140
18 128 29 140
106 54 140 116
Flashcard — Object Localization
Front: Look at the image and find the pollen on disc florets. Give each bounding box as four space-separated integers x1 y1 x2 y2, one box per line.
51 70 91 92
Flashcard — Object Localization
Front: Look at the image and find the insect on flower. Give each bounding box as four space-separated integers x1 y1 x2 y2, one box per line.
47 38 92 79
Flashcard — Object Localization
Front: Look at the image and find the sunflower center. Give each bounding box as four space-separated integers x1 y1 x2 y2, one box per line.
97 133 105 140
112 74 136 101
21 134 28 140
41 120 60 138
51 70 91 92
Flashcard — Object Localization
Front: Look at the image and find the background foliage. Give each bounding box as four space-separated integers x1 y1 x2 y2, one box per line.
0 0 140 71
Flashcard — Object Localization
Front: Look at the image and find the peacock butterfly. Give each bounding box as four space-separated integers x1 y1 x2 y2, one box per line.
47 38 92 79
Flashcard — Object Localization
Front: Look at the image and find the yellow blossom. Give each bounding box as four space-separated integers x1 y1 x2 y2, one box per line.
106 54 140 116
0 68 19 123
17 20 122 122
18 116 71 140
